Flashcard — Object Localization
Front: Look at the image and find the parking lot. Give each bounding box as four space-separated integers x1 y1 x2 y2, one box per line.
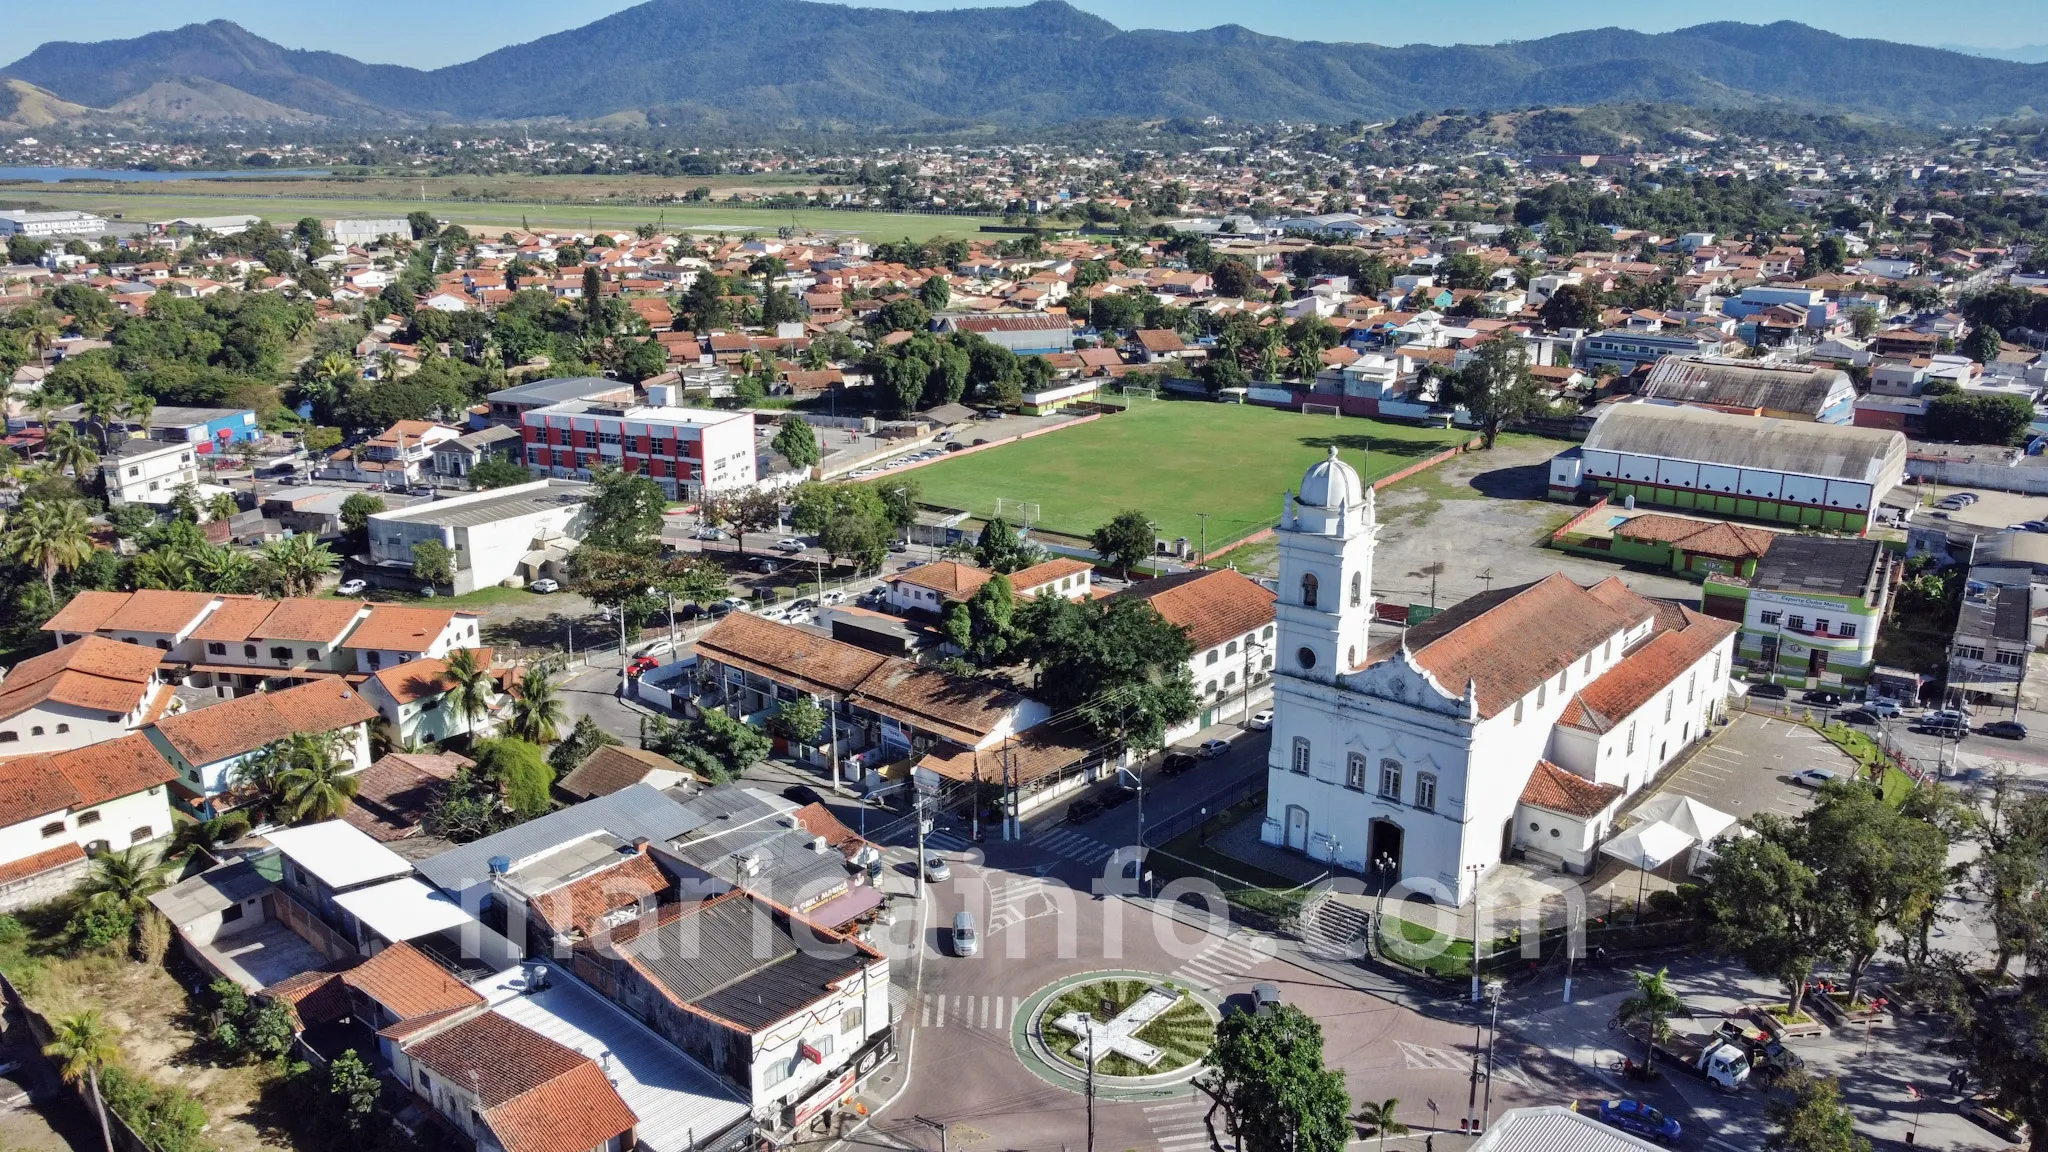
1645 712 1835 826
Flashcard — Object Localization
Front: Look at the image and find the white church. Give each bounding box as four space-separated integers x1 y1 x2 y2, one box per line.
1260 448 1739 906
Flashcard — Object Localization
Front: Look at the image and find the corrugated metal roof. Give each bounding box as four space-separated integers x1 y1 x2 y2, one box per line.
1472 1107 1662 1152
621 895 868 1032
417 785 705 894
1639 355 1850 417
1583 402 1905 483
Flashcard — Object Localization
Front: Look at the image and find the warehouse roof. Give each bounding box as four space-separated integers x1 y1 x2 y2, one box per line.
1583 403 1904 484
1639 355 1851 417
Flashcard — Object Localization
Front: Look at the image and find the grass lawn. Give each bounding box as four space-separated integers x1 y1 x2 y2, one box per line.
1044 979 1213 1077
910 399 1469 548
24 185 995 242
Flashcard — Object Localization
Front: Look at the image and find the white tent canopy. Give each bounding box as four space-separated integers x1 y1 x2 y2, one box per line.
1600 820 1697 871
1629 794 1739 843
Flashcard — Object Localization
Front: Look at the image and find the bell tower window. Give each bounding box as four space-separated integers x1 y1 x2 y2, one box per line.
1301 573 1319 608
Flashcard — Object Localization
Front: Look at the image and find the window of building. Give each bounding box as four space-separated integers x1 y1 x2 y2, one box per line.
1224 671 1237 687
1787 615 1805 632
1537 682 1546 707
764 1054 796 1088
76 810 100 826
306 648 320 660
1815 618 1830 635
367 652 383 670
1664 693 1673 722
1583 653 1593 674
0 732 16 743
1686 671 1696 703
221 903 245 923
1291 738 1310 775
155 640 170 651
1225 641 1238 657
39 821 62 838
1349 572 1362 607
1378 759 1402 800
243 644 257 658
1204 680 1218 696
207 642 226 656
1206 650 1219 665
1513 700 1523 724
1759 611 1781 626
129 826 152 844
1997 650 2026 667
1627 721 1637 755
842 1007 864 1035
1301 573 1318 608
29 726 42 736
1297 647 1317 670
1415 773 1437 812
55 724 67 734
1558 669 1568 693
1263 625 1274 640
1839 623 1856 639
1345 753 1366 791
269 646 292 660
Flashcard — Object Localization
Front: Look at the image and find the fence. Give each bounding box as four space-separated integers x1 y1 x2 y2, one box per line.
1142 775 1266 847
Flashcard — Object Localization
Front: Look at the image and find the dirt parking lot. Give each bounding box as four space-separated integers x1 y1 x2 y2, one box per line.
1218 434 1702 607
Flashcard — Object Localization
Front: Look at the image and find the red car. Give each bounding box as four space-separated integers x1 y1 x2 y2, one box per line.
626 655 661 676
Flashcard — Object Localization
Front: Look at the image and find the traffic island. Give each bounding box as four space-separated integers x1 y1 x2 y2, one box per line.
1009 970 1221 1101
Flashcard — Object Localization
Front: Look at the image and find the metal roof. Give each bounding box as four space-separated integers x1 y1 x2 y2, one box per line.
487 377 630 405
1751 535 1883 599
620 895 870 1032
1472 1107 1662 1152
332 877 477 942
1583 402 1905 484
416 785 705 894
372 481 592 529
474 963 750 1152
1639 355 1850 417
264 821 415 891
147 858 272 925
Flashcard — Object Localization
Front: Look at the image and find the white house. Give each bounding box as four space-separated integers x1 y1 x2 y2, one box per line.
0 636 172 754
1114 568 1277 733
366 480 593 594
340 606 484 675
0 734 180 910
1259 449 1736 903
882 558 1093 617
146 678 378 813
42 589 219 662
101 438 200 507
360 649 503 746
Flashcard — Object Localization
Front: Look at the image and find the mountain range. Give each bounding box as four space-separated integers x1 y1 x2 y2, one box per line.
5 0 2047 130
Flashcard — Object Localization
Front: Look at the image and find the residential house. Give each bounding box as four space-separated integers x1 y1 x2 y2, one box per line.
882 558 1093 617
360 649 503 745
328 421 464 487
147 678 379 812
0 636 172 754
342 605 485 675
432 426 525 481
1114 568 1277 733
265 820 520 968
343 751 472 847
1946 565 2046 708
0 735 180 911
100 438 200 507
185 596 368 697
556 746 693 802
43 589 218 660
393 1010 640 1152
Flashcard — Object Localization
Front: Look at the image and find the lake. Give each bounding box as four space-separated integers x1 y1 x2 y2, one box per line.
0 166 332 183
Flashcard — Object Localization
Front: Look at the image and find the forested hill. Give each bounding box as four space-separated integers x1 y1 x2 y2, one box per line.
6 0 2047 128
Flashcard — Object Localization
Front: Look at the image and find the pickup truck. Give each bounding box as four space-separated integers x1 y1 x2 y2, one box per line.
1621 1016 1797 1092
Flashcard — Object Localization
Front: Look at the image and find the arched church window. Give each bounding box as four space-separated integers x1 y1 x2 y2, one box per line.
1301 573 1319 608
1349 572 1362 607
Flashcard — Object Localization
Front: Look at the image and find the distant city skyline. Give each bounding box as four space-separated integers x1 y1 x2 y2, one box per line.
7 0 2043 71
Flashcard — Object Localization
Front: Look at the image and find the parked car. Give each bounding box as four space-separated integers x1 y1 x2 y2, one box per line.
821 590 847 605
1921 711 1968 736
1835 709 1878 727
889 541 910 553
692 526 726 540
529 578 559 594
1792 768 1840 789
1984 720 2030 740
1801 689 1844 707
1247 710 1273 730
1251 982 1283 1016
754 557 785 574
1748 683 1788 700
1099 784 1137 810
1864 699 1902 717
335 579 367 596
1598 1100 1681 1143
923 855 952 883
774 538 805 553
1200 738 1230 758
790 598 819 613
1067 796 1104 824
1162 752 1198 777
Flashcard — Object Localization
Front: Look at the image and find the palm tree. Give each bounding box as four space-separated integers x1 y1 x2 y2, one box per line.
78 387 126 452
1617 967 1685 1073
1355 1099 1407 1152
259 533 337 597
130 548 196 591
374 349 401 381
169 812 251 862
507 664 565 745
43 1010 118 1152
280 751 361 823
80 848 171 958
442 647 497 738
21 313 60 363
4 498 95 599
119 393 155 438
206 492 239 523
43 424 98 480
192 546 258 594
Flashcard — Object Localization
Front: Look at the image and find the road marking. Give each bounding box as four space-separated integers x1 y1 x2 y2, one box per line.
1713 747 1748 757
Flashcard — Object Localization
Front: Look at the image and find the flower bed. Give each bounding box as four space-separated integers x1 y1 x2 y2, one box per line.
1749 1003 1827 1039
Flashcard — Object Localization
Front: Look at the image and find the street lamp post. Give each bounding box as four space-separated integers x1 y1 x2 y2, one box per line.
1467 863 1484 1003
1373 853 1397 916
1481 980 1505 1132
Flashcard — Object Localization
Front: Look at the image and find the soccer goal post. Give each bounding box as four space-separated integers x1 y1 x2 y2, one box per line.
1302 402 1343 417
1121 384 1158 401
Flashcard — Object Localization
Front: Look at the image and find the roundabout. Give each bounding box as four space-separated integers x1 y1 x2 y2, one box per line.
1010 971 1221 1100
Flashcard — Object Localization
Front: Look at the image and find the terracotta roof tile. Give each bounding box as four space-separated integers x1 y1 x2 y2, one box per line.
1117 568 1276 652
1404 574 1655 720
250 599 368 643
344 751 470 841
0 756 83 826
1008 557 1094 592
527 851 669 940
0 842 84 886
1612 514 1777 562
343 941 486 1020
891 561 992 600
186 597 282 644
1519 760 1624 818
913 719 1102 785
42 591 133 636
480 1059 638 1152
98 591 217 636
697 612 888 697
0 636 161 722
792 802 873 860
405 1013 636 1152
556 745 688 801
0 733 176 826
153 678 377 765
851 661 1023 745
1561 607 1737 733
342 606 474 652
368 649 494 706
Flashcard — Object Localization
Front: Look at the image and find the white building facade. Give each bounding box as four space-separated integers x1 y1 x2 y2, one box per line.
101 439 200 507
1260 450 1736 903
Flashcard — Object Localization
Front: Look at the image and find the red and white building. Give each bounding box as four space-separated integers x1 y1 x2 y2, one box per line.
519 401 756 499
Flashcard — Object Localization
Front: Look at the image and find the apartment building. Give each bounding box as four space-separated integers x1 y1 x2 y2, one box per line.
520 401 756 499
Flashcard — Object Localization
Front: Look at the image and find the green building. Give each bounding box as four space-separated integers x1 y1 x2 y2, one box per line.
1703 535 1893 689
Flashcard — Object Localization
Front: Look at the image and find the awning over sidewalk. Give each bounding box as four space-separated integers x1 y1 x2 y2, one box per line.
804 883 886 930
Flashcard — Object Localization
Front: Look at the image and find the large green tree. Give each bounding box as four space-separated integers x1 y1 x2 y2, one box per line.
1445 332 1548 449
1014 596 1197 750
1091 509 1155 578
1765 1071 1870 1152
773 416 821 470
1700 814 1838 1017
941 573 1016 665
1201 1004 1350 1152
1797 782 1949 1000
584 464 668 552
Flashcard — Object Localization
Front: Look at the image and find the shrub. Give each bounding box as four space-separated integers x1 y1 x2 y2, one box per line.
70 902 134 952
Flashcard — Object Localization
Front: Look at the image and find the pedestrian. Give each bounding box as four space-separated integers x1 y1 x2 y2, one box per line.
1425 1136 1433 1152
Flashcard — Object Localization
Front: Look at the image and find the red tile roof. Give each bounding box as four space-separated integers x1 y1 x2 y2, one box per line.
367 648 495 706
344 751 470 841
344 941 486 1020
1519 760 1624 818
405 1014 636 1152
42 591 131 636
1560 607 1737 733
1008 557 1094 592
152 678 376 765
187 597 281 644
250 599 368 643
1612 515 1777 562
0 842 85 885
1400 574 1654 720
0 734 177 826
697 612 888 698
0 636 161 722
1119 568 1276 652
891 561 992 600
342 606 474 652
98 590 217 636
527 851 669 940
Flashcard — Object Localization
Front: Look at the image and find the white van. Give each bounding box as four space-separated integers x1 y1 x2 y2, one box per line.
952 911 978 957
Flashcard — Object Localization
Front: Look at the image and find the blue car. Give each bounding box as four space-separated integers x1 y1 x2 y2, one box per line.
1599 1100 1681 1143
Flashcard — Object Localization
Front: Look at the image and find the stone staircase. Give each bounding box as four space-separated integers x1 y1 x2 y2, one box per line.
1298 896 1372 961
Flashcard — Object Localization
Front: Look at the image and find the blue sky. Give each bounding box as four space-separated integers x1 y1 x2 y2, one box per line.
9 0 2043 69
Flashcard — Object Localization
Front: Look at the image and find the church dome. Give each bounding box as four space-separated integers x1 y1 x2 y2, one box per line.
1298 446 1363 509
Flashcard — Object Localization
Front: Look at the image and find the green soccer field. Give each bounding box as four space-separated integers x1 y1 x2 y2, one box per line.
909 400 1470 550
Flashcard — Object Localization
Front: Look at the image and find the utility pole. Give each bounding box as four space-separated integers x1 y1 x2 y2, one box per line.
911 1116 949 1152
1086 1031 1097 1152
915 791 929 900
1464 1005 1483 1135
1196 512 1209 564
1481 980 1504 1132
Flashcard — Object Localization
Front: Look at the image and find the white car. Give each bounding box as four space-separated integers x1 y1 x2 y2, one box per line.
821 590 847 605
774 538 805 553
1865 699 1902 718
1792 768 1839 789
1248 710 1273 730
757 605 789 621
692 526 726 540
335 579 367 596
529 578 560 594
634 639 675 658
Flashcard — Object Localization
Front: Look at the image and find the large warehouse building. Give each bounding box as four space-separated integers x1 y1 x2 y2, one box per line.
1549 403 1907 534
1637 355 1856 424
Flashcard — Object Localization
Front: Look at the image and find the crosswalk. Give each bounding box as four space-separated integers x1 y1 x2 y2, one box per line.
1032 827 1119 867
1168 933 1271 992
923 831 973 853
916 993 1019 1031
1143 1096 1214 1152
1396 1041 1529 1087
